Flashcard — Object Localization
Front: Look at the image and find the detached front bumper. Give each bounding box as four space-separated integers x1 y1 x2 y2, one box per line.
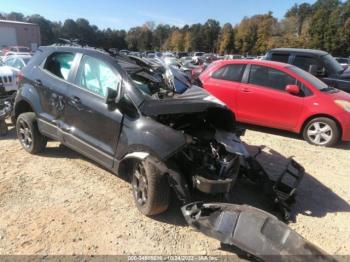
182 202 332 260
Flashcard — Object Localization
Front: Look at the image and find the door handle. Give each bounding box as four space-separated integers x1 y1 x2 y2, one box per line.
70 96 84 111
241 88 252 93
71 96 81 104
34 79 42 87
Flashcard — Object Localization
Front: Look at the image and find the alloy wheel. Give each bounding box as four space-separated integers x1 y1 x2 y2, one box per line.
132 163 148 206
17 119 33 149
306 122 333 146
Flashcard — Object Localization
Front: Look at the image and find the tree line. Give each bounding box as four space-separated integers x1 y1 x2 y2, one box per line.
1 0 350 56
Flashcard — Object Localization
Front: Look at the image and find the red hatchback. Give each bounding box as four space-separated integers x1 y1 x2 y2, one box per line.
200 60 350 146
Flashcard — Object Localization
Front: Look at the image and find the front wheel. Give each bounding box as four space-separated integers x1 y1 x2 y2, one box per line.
302 117 340 147
16 112 47 154
131 159 170 216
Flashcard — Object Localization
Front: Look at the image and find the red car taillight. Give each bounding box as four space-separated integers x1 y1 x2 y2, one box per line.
16 71 24 85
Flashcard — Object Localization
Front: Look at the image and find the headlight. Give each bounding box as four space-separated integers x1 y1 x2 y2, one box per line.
335 100 350 112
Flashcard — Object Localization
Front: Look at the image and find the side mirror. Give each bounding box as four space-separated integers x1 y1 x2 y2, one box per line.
105 87 118 105
308 65 318 76
105 82 122 105
285 85 300 95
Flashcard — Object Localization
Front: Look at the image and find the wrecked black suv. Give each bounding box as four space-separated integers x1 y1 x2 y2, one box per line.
14 45 304 217
13 45 332 258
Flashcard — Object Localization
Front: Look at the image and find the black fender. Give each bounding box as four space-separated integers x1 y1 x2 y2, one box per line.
115 115 187 162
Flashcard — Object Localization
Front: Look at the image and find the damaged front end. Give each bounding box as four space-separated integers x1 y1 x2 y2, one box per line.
140 87 304 220
135 85 308 257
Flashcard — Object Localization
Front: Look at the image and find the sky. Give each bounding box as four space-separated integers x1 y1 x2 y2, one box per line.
0 0 316 30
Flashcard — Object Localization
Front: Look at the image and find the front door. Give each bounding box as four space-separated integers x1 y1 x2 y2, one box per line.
237 65 304 131
63 54 123 169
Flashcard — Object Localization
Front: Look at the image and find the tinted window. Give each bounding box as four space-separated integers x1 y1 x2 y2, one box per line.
292 55 320 72
323 54 343 75
76 55 121 97
212 64 245 82
249 65 296 91
271 53 289 63
288 66 328 91
44 52 75 80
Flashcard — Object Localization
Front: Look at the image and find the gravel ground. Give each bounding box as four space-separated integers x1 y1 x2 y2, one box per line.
0 122 349 256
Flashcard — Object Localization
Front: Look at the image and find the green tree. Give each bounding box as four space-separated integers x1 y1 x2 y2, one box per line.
217 23 235 54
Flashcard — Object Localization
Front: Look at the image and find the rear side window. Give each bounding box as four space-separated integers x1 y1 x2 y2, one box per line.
212 64 245 82
271 53 289 63
12 58 25 69
76 55 121 97
249 65 296 91
44 52 75 80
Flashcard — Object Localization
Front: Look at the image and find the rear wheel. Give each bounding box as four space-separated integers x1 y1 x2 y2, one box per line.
302 117 339 147
131 159 170 216
16 112 47 154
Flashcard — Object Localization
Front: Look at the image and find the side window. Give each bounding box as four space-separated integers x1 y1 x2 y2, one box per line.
249 65 296 91
271 53 289 63
212 64 245 82
76 55 121 97
44 52 75 80
12 59 25 69
293 55 320 72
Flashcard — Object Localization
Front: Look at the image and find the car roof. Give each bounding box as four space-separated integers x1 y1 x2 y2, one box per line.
214 59 291 69
41 45 108 54
269 48 328 56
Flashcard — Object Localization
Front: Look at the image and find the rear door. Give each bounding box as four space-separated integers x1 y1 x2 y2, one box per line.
36 51 77 140
203 63 246 111
236 65 304 130
63 54 123 168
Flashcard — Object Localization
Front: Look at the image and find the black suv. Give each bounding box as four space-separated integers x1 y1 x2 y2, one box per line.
265 48 350 93
12 45 322 258
14 45 302 219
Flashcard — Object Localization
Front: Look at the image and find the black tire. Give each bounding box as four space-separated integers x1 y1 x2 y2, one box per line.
0 120 8 136
16 112 47 154
302 117 340 147
131 159 170 216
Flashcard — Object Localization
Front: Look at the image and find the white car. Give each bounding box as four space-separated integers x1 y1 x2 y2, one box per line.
192 52 205 63
0 63 16 94
0 54 32 94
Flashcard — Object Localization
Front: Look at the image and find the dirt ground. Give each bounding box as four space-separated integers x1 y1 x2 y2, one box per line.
0 121 349 256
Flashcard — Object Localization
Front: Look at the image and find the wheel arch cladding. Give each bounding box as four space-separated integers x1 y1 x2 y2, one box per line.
15 84 43 119
15 99 34 119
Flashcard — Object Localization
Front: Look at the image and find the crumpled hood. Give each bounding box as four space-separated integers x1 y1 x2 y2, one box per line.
139 86 228 117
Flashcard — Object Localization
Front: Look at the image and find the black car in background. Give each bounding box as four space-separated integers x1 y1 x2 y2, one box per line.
265 48 350 93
